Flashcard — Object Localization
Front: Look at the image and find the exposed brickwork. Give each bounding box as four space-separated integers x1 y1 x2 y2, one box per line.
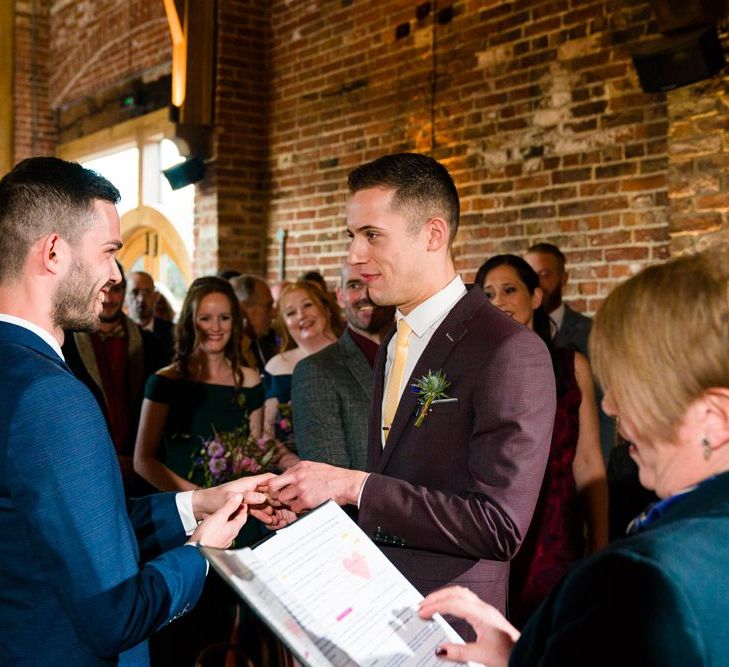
11 0 729 308
49 0 170 110
266 0 673 310
194 0 271 276
666 45 729 256
14 0 56 161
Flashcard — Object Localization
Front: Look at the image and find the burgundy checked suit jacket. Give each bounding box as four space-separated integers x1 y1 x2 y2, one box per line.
358 285 556 626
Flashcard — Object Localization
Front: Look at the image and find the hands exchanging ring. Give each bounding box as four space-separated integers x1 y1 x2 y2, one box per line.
188 463 369 549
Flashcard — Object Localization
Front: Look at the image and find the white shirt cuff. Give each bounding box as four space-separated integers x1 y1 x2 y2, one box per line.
176 490 198 535
356 473 371 509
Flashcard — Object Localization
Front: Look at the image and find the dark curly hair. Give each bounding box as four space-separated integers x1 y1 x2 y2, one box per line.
173 276 246 389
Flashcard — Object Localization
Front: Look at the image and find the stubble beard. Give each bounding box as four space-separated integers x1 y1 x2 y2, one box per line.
51 258 102 333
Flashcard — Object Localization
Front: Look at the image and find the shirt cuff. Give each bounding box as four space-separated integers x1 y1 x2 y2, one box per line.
176 490 198 535
356 473 371 509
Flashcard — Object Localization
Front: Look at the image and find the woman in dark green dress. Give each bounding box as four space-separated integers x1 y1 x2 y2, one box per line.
134 276 264 666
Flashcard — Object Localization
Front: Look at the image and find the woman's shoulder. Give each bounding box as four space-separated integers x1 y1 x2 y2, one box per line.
145 366 185 401
264 351 297 376
572 351 593 389
241 365 262 387
156 364 183 380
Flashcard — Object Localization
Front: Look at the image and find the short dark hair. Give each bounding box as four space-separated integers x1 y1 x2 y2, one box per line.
347 153 460 243
218 269 242 281
0 157 120 282
300 270 327 292
526 242 566 272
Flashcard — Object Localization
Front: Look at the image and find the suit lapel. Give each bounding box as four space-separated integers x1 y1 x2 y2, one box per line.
368 325 394 471
377 319 467 472
74 331 107 406
375 290 477 473
0 321 73 375
126 317 144 402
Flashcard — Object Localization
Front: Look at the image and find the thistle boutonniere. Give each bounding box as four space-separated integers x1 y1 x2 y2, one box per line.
412 369 451 427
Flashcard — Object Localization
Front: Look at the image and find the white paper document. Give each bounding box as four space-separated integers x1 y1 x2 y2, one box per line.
202 501 481 666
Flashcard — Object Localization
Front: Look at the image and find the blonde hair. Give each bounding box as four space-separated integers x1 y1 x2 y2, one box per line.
590 247 729 444
275 280 344 352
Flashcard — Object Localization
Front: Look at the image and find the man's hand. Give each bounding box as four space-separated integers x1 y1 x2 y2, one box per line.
418 586 519 667
188 493 248 549
192 473 275 520
266 461 369 514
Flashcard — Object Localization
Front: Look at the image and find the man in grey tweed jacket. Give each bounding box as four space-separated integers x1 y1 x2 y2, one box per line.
292 263 394 471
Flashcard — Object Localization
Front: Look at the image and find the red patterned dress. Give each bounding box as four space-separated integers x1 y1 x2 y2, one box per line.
509 347 586 627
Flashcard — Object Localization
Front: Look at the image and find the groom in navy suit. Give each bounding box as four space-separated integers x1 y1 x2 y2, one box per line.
0 157 279 666
270 153 555 637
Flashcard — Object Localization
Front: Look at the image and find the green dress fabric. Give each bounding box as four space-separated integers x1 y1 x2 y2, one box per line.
144 373 266 665
144 373 264 544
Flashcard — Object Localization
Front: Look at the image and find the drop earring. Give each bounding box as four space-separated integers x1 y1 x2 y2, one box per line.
702 437 712 461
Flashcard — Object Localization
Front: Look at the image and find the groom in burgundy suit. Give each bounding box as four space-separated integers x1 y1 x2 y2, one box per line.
270 153 555 637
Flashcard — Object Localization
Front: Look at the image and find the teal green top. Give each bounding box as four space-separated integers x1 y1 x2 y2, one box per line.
144 374 265 545
145 374 265 484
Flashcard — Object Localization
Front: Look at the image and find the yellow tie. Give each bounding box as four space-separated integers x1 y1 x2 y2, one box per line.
383 318 412 438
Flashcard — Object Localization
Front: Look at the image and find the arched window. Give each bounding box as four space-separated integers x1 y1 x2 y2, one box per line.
58 110 194 314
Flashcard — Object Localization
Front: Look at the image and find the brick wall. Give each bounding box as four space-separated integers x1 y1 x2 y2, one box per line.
14 0 56 160
49 0 170 111
266 0 675 312
11 0 729 308
195 0 271 276
666 64 729 255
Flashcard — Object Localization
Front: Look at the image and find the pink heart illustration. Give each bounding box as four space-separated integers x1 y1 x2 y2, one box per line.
342 551 370 579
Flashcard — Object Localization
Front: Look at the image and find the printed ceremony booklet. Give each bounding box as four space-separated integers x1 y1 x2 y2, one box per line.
201 500 482 667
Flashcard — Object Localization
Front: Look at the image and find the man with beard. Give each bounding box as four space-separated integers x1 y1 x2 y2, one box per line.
0 157 284 665
292 263 395 472
62 259 164 496
126 270 175 364
524 242 591 357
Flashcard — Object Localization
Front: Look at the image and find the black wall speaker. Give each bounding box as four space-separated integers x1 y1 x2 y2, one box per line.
632 26 726 93
162 157 206 190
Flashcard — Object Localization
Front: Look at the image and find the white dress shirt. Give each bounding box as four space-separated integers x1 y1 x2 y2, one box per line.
549 302 565 339
381 275 467 447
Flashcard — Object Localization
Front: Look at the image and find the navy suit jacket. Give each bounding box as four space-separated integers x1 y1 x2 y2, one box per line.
513 471 729 665
0 322 206 666
358 286 555 629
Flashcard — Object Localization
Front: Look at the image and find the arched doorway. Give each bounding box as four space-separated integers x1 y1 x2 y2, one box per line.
57 113 197 316
119 206 192 313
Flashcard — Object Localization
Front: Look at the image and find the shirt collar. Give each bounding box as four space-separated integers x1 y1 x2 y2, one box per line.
550 302 566 331
397 275 466 337
0 313 65 360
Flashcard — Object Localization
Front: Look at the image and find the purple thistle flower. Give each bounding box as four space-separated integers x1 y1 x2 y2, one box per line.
207 440 224 458
209 456 227 475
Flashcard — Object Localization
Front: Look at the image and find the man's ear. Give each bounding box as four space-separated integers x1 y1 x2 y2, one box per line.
38 234 67 275
425 217 450 252
335 285 345 309
532 286 544 311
